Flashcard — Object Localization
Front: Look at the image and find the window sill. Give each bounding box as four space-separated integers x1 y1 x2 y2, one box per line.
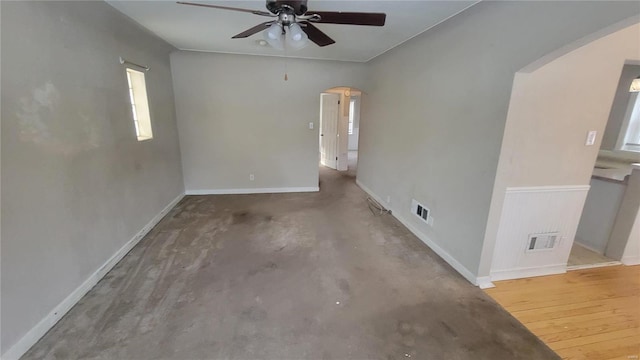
599 149 640 163
621 145 640 153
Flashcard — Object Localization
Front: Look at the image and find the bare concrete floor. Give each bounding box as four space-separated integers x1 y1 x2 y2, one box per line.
24 167 559 360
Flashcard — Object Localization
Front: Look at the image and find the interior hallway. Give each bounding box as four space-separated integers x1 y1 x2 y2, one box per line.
24 167 558 360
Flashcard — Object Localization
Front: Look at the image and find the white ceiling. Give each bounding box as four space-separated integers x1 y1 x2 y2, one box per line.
106 1 478 62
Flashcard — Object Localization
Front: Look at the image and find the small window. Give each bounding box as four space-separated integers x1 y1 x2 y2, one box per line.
126 68 153 141
620 93 640 152
348 99 356 135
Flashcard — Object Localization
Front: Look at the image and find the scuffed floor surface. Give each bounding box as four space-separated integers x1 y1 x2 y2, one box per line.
24 167 559 360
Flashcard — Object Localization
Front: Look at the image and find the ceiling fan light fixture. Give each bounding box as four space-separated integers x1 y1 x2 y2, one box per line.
286 23 309 49
177 1 387 49
288 23 304 41
630 77 640 93
263 23 284 50
265 22 282 40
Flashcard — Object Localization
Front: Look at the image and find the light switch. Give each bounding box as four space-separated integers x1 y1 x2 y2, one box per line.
585 130 597 146
309 122 314 130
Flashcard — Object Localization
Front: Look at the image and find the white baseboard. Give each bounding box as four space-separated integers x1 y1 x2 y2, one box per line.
355 180 478 286
1 193 185 360
475 276 495 289
185 187 319 195
490 264 566 282
355 179 390 209
622 255 640 266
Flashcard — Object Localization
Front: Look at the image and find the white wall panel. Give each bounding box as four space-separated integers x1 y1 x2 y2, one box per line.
490 186 590 281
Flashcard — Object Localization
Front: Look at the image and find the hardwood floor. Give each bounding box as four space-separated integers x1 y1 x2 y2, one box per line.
485 265 640 360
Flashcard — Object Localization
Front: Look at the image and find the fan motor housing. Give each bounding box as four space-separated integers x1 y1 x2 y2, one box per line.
267 0 308 15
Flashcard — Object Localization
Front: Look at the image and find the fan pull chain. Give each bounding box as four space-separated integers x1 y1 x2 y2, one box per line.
284 54 288 80
284 42 289 81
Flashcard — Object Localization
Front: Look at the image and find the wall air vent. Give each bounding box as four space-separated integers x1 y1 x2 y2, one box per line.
411 199 433 226
526 232 560 252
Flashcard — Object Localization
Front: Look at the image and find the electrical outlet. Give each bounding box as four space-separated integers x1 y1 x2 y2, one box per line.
386 195 391 203
249 174 255 181
427 216 434 226
309 122 314 130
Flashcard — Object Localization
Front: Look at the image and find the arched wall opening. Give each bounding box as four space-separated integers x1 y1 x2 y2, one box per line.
479 19 640 285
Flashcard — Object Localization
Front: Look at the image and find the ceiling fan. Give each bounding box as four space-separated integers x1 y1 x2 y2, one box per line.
176 0 386 49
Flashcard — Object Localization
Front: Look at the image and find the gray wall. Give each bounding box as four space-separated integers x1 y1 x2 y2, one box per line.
1 1 184 353
357 1 640 277
170 51 368 192
576 178 627 253
602 64 640 150
607 167 640 260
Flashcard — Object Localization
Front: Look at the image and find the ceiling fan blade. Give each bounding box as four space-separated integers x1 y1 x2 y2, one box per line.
308 11 386 26
232 21 274 38
300 22 335 47
176 2 273 17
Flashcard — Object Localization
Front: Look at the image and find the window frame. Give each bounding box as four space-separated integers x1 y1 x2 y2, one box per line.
616 91 640 153
348 98 356 135
125 68 153 142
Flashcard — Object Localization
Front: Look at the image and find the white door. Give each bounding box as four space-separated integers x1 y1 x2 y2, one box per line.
320 93 339 169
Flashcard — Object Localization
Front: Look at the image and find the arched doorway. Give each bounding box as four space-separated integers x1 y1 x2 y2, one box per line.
319 86 362 177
